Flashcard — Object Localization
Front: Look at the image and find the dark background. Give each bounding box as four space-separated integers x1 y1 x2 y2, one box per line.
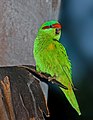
47 0 93 120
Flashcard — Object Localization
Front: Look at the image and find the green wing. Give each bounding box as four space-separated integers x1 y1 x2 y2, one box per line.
47 41 81 115
52 41 72 87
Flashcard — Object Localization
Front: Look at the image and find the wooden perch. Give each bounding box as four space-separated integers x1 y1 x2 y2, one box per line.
0 64 68 120
0 65 50 120
19 65 68 90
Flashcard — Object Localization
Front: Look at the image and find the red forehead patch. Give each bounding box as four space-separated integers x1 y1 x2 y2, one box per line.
42 23 62 29
42 26 50 29
52 23 62 29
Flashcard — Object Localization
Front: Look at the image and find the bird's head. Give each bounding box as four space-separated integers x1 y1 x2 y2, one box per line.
38 20 62 41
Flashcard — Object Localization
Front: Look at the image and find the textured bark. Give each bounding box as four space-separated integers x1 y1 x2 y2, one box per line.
0 65 50 120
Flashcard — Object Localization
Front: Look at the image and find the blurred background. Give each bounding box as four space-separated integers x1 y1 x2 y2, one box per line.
47 0 93 120
0 0 93 120
48 0 93 120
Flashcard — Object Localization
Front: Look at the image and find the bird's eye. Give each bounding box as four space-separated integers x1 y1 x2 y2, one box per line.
50 25 52 28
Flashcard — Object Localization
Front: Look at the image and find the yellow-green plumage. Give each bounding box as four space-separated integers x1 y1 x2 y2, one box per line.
33 20 81 115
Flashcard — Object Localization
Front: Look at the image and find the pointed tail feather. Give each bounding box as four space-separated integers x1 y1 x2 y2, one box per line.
60 87 81 115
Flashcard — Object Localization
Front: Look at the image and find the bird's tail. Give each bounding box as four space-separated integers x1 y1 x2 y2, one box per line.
60 87 81 115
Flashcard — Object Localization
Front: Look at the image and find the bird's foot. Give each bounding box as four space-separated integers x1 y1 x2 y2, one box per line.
72 85 78 91
48 75 56 82
48 75 68 90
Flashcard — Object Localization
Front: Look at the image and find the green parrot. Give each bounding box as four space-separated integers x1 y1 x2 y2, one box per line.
33 20 81 115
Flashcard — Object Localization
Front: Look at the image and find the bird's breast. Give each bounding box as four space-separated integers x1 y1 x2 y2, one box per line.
47 43 55 51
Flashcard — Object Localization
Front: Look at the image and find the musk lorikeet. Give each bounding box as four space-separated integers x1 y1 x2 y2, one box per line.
33 20 81 115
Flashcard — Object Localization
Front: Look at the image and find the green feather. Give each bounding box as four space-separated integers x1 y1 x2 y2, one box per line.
33 20 81 115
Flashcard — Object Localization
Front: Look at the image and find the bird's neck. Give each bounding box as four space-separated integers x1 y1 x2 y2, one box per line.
37 32 53 44
34 33 54 53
